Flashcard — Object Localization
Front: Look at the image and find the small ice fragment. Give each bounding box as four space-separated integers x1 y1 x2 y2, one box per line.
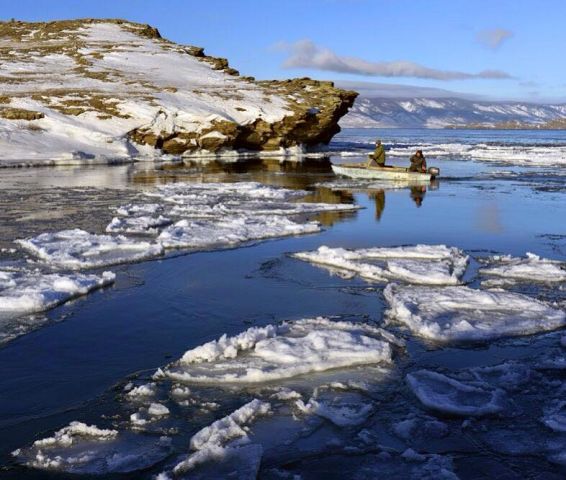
126 383 156 399
407 370 506 416
148 403 170 417
171 399 270 475
106 215 172 234
542 401 566 432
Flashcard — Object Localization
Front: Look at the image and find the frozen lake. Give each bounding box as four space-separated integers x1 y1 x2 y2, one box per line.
1 129 566 479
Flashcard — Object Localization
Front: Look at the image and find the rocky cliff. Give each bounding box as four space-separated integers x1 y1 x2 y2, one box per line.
0 19 357 165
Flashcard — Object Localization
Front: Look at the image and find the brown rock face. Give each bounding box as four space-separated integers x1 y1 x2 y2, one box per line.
0 108 44 120
129 78 358 154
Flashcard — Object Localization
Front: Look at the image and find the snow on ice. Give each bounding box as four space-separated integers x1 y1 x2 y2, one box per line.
170 399 270 476
406 370 506 416
165 317 393 384
0 269 115 314
16 229 164 269
384 284 566 342
157 216 320 249
106 215 172 234
293 244 468 285
13 421 172 474
481 252 566 286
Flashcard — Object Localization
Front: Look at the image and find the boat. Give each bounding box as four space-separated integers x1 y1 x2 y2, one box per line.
331 162 439 181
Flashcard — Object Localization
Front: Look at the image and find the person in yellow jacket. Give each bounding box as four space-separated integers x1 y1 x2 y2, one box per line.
367 139 385 167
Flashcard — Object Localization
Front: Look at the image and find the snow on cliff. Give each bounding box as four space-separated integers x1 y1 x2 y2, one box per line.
0 19 356 166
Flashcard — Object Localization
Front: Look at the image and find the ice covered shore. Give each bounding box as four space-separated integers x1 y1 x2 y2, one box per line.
0 19 356 166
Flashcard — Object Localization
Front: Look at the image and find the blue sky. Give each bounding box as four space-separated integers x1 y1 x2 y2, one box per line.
2 0 564 102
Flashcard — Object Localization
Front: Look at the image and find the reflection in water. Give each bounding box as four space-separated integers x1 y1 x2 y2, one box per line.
410 185 427 207
476 201 504 234
369 190 386 220
130 157 334 190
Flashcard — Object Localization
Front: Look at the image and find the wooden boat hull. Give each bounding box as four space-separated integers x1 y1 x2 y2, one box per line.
331 163 437 181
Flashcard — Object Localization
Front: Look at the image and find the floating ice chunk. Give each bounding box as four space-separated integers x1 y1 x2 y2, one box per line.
542 401 566 432
172 399 270 475
469 362 531 391
126 383 156 399
0 269 115 314
407 370 506 416
190 399 271 451
296 392 373 426
180 325 278 364
153 181 305 203
270 388 302 401
172 444 263 479
148 403 170 417
16 229 163 269
105 215 172 234
293 245 468 285
158 216 320 250
114 203 163 217
393 415 449 441
31 422 118 448
13 422 172 474
165 318 393 383
384 284 566 342
481 252 566 285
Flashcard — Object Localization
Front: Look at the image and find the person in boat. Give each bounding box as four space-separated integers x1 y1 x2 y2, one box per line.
367 139 386 167
409 149 427 173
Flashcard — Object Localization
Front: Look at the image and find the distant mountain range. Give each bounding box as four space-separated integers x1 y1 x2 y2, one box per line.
340 97 566 129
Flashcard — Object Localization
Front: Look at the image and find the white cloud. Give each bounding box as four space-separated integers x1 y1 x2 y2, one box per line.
476 28 513 49
277 40 511 80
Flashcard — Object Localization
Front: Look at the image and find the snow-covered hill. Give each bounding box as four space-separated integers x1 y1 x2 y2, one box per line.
341 97 566 128
0 19 356 166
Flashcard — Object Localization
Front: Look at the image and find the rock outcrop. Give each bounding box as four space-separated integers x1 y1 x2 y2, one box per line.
0 19 357 165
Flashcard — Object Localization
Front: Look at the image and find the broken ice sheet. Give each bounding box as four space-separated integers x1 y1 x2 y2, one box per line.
384 283 566 343
0 269 115 315
167 399 270 477
407 370 507 417
481 252 566 287
16 229 164 269
106 215 172 234
164 317 394 384
12 421 172 474
293 244 468 285
158 216 320 250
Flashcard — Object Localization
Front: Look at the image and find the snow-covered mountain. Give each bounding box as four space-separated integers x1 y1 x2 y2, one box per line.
0 19 356 166
341 97 566 128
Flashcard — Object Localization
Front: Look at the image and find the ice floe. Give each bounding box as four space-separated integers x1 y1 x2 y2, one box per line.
171 399 270 476
0 269 115 314
542 401 566 432
158 216 320 250
16 229 163 269
296 390 373 427
106 215 172 234
293 244 468 285
481 252 566 286
384 284 566 342
407 370 506 416
165 318 394 384
13 421 172 474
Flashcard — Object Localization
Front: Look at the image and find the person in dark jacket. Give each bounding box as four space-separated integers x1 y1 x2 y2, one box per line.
409 149 427 172
367 140 386 167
